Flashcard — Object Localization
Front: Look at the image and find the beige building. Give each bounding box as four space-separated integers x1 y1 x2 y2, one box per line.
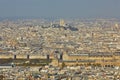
52 52 120 67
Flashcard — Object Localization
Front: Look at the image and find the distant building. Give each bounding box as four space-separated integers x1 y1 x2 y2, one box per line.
0 64 13 68
60 19 65 26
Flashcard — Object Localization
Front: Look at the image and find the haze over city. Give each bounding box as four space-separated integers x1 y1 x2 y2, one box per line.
1 0 120 80
0 0 120 18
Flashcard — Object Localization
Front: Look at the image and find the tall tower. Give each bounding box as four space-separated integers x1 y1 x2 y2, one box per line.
60 19 65 26
115 23 119 29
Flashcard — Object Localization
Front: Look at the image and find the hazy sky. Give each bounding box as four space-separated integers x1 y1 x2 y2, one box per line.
0 0 120 18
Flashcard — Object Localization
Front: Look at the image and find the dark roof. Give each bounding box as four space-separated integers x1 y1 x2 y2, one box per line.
0 63 12 66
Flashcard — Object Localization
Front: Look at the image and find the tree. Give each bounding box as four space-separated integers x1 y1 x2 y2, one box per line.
0 75 5 80
61 62 65 68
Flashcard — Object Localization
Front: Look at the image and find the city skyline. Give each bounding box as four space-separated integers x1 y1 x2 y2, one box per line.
0 0 120 18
